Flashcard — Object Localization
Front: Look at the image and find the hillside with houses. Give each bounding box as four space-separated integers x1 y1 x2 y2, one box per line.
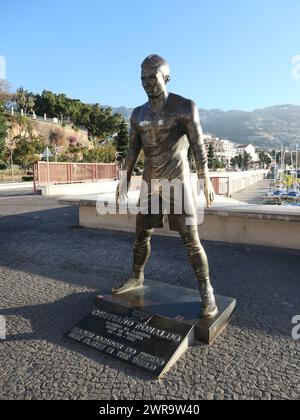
112 104 300 149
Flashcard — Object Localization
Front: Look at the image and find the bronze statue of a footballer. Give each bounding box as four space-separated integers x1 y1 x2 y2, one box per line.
113 55 218 318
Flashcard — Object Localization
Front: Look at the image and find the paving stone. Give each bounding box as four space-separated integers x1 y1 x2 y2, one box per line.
0 190 300 400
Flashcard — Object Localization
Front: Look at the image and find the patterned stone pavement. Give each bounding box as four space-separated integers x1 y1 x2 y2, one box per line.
0 189 299 400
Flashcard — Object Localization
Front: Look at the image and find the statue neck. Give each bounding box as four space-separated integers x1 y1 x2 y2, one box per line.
148 91 169 115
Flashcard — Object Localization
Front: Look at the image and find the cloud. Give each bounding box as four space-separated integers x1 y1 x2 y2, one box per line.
0 55 6 80
292 55 300 80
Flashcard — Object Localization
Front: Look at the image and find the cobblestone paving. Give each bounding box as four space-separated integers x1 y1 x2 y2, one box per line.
0 190 300 400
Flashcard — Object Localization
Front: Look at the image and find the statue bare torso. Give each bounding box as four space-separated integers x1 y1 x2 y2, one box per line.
125 93 208 230
129 93 207 183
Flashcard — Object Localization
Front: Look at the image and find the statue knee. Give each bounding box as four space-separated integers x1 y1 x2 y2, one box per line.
135 229 153 247
179 229 201 254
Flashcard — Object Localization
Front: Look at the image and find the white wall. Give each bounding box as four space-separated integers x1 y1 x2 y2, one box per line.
77 204 300 250
42 170 268 197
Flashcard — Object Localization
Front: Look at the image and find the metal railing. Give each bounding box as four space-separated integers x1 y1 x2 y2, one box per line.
33 162 119 190
210 170 269 196
210 177 230 196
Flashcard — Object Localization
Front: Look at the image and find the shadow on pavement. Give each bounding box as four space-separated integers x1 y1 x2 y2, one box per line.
0 291 162 381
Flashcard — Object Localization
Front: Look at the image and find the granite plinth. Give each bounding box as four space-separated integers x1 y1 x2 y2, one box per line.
100 280 236 345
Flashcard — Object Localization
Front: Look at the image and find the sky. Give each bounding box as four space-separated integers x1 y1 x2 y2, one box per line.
1 0 300 111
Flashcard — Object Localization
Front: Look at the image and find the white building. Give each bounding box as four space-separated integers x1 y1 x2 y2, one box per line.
236 144 259 162
203 136 238 167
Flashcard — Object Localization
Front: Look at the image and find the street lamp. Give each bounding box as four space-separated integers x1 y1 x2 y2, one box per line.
41 147 53 195
296 144 299 179
9 139 15 182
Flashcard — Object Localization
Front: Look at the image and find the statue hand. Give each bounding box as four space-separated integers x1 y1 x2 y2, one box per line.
204 176 215 208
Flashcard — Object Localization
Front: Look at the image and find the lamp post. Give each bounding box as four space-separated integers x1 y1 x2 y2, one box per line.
280 145 284 181
296 144 299 180
42 147 53 195
9 139 15 182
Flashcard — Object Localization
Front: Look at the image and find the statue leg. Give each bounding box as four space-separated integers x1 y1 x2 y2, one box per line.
112 227 153 294
132 227 153 279
178 226 218 318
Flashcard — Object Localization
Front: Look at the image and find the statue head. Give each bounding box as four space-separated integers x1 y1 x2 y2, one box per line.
141 54 170 98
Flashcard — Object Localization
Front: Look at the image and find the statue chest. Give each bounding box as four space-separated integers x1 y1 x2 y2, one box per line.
138 114 185 148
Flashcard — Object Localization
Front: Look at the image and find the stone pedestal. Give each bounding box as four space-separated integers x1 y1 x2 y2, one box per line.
100 280 236 345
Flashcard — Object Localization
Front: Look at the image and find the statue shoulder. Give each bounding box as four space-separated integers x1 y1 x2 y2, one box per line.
130 103 147 124
169 93 199 117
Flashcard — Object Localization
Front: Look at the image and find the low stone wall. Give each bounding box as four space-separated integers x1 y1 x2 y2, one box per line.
200 208 300 249
41 180 118 196
59 196 300 250
0 182 33 190
39 177 142 196
44 170 268 198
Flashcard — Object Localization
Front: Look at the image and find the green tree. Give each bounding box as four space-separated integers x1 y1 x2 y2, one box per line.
230 156 237 168
15 87 35 115
207 143 215 169
242 151 251 170
214 158 225 169
238 154 243 169
231 154 244 169
259 152 272 167
33 90 123 140
13 136 46 170
114 119 129 165
0 81 13 164
34 90 57 116
83 144 116 163
0 102 8 163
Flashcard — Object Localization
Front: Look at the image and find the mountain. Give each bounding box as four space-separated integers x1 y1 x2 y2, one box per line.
111 104 300 149
110 106 134 121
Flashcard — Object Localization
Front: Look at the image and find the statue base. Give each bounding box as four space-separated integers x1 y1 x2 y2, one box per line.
98 280 236 345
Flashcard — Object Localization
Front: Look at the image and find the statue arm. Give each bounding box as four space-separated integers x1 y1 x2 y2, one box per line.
120 110 142 188
184 101 209 178
183 101 215 207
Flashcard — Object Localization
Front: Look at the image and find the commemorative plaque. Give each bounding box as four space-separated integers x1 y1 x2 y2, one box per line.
66 300 194 378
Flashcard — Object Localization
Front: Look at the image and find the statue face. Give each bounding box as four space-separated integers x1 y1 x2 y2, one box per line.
141 65 167 98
